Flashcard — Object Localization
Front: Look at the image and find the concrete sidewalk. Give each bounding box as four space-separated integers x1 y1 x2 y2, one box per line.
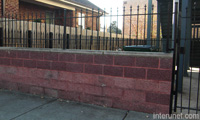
0 90 182 120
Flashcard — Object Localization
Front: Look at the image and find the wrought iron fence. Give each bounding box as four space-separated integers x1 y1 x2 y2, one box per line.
0 4 174 52
170 1 200 115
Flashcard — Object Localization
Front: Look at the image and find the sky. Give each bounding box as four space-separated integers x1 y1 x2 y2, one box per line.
88 0 124 13
88 0 124 30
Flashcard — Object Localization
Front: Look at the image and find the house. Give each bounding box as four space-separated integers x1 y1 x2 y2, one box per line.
0 0 104 30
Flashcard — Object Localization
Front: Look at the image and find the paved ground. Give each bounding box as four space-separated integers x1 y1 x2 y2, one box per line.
0 90 186 120
176 68 200 114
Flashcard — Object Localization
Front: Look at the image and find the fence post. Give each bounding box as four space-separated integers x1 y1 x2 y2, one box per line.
75 9 77 49
28 30 32 48
67 34 69 49
45 12 47 48
0 28 3 46
63 9 67 49
136 5 139 41
170 2 178 114
90 35 93 50
147 0 152 45
97 8 100 50
156 3 161 48
106 37 108 50
98 36 100 50
49 32 53 48
123 6 125 47
80 35 82 49
129 6 132 46
166 2 171 53
118 38 119 48
112 37 114 50
110 8 112 50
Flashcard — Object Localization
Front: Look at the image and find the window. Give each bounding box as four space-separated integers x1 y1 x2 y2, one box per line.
46 12 54 24
78 13 85 29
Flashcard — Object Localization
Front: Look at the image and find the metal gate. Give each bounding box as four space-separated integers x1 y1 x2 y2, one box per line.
170 0 200 114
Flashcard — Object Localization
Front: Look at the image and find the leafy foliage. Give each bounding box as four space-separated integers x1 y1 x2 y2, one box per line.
107 21 122 34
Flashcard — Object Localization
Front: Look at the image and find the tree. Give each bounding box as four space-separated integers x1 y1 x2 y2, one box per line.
107 21 122 34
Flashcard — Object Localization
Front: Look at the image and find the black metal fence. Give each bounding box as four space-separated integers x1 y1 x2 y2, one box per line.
0 4 174 52
170 1 200 115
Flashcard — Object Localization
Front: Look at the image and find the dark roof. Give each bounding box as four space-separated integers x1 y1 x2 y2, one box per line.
66 0 104 12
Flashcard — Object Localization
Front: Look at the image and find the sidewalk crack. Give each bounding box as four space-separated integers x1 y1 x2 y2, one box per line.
122 110 129 120
9 99 57 120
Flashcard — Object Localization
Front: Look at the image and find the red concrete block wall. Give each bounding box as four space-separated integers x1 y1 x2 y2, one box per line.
0 48 173 114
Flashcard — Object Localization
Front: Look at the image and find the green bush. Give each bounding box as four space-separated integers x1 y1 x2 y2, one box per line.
86 27 91 30
34 19 42 22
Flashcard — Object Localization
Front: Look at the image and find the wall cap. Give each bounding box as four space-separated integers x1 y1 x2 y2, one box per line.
0 47 173 58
